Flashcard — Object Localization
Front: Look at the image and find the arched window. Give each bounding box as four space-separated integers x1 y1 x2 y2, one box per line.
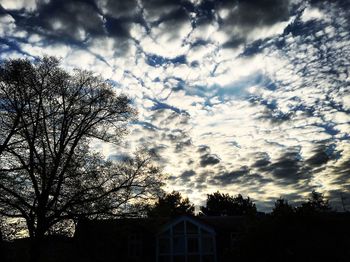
157 217 216 262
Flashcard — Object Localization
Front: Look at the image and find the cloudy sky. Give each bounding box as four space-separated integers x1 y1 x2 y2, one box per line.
1 0 349 210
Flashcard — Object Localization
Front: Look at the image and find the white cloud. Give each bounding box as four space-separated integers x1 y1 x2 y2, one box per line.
0 0 37 11
342 95 350 110
301 7 326 23
0 14 16 37
247 18 294 42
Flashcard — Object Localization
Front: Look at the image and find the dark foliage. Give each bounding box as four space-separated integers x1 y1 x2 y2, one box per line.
200 191 256 216
296 190 331 215
146 191 194 218
271 198 295 217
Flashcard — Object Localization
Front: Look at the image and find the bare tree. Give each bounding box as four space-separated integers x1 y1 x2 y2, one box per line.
0 57 163 258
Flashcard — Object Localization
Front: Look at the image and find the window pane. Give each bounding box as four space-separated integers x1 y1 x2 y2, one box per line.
188 255 200 262
173 236 185 253
186 221 198 234
128 234 142 257
202 237 214 253
159 238 171 254
187 237 199 253
173 255 186 262
173 221 185 235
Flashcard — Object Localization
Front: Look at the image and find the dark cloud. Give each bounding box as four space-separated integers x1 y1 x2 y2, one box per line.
213 166 250 184
0 0 294 56
149 98 189 115
241 173 272 185
133 120 160 131
146 54 187 67
104 16 132 38
330 153 350 187
269 151 303 180
1 0 138 57
151 6 191 26
305 144 332 167
179 170 196 182
175 138 192 153
14 0 105 42
250 96 294 124
141 0 193 22
252 159 271 168
252 149 313 186
196 0 292 47
197 144 221 167
252 152 271 168
231 0 291 26
193 171 214 189
200 153 220 167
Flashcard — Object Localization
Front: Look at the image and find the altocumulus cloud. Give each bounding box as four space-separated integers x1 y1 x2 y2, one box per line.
0 0 349 210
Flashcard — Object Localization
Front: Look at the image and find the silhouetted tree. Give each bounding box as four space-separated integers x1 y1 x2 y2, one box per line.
271 198 295 217
296 190 331 214
147 191 195 217
0 57 163 260
200 191 256 216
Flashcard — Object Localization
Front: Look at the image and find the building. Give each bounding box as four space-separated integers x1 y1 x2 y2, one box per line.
74 215 247 262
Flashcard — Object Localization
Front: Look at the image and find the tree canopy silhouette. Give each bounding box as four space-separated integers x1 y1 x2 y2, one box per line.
0 57 163 246
296 190 331 214
147 191 194 218
271 198 294 217
200 191 256 216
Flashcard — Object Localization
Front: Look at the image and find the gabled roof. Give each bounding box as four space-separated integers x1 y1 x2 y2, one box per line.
157 215 216 235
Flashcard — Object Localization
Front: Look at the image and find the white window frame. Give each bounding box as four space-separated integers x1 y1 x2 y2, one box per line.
156 216 217 262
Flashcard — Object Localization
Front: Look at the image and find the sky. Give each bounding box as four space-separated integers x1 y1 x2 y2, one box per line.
0 0 349 211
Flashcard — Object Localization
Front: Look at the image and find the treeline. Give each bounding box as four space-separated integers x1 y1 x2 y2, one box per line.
146 190 335 218
146 191 350 262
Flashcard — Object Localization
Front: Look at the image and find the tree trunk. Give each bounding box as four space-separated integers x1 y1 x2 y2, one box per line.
30 230 47 262
29 222 46 262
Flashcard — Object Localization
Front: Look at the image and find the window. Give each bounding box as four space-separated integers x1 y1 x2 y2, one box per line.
157 218 216 262
173 236 186 253
230 231 238 247
202 237 214 253
187 237 199 253
128 233 142 258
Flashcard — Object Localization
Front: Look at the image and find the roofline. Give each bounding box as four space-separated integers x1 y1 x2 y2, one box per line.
157 214 216 235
